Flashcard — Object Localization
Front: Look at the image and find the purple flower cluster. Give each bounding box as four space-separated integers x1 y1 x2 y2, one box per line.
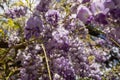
8 31 20 47
5 7 27 19
24 16 43 40
69 37 105 80
2 0 120 80
16 44 42 80
45 10 60 26
52 27 69 44
76 0 120 25
53 56 76 80
36 0 51 12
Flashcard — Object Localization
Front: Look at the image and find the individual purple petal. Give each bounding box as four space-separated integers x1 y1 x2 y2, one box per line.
109 8 120 19
104 0 115 9
95 13 108 25
113 0 120 7
77 5 92 23
82 0 90 3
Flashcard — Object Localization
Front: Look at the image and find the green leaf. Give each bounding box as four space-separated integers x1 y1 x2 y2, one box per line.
63 3 71 15
5 18 20 30
60 0 66 3
13 22 20 29
0 48 6 55
26 0 29 6
88 55 95 63
7 18 14 27
0 29 3 33
4 61 10 77
6 70 19 80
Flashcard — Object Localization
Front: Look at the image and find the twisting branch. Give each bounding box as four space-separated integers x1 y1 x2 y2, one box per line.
110 38 120 48
41 44 52 80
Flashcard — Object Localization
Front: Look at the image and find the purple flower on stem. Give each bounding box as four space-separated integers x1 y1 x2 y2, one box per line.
90 0 109 15
77 5 92 24
52 27 70 51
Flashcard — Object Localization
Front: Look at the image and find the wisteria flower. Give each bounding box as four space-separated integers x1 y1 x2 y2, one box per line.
52 26 69 44
95 13 108 25
36 0 51 12
5 7 27 18
77 5 92 23
90 0 109 15
24 16 43 39
45 10 60 26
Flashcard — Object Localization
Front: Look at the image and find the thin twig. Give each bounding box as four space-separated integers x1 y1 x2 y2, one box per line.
41 44 52 80
110 38 120 48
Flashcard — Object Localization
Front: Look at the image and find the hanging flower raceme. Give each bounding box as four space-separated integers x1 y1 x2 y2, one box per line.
52 26 70 52
5 7 27 19
90 0 109 15
36 0 51 12
53 56 76 80
24 16 43 40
